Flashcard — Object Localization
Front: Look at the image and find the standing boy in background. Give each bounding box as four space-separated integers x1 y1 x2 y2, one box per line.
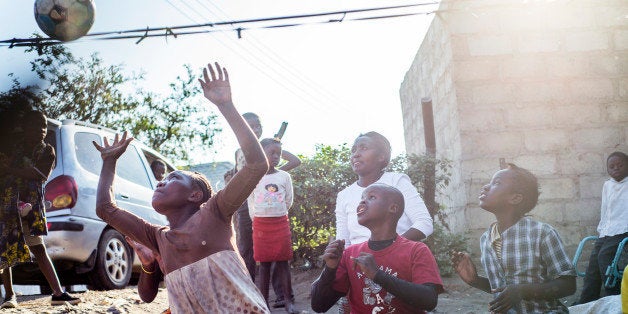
452 164 576 313
576 152 628 304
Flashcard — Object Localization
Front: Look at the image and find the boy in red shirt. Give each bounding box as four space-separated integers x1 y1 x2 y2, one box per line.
311 183 443 313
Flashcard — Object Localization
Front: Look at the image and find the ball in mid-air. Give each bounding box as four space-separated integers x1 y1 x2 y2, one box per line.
34 0 95 42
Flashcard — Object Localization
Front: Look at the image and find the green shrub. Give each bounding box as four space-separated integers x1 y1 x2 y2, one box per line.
430 223 469 277
289 144 355 266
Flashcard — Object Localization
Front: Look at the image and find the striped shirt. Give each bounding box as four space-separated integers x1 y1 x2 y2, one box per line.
480 217 575 314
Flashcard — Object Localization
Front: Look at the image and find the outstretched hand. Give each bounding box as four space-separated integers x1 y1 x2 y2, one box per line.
92 132 133 161
198 62 232 106
451 251 479 285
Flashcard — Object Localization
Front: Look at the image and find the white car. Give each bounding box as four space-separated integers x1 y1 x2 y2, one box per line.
13 119 174 291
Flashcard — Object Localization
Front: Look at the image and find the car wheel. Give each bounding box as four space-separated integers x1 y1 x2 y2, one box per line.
88 229 132 290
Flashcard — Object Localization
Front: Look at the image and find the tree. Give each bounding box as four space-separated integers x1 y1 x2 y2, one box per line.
1 43 220 163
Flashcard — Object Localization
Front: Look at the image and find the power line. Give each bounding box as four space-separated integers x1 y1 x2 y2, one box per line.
190 0 355 114
0 3 437 47
159 0 332 113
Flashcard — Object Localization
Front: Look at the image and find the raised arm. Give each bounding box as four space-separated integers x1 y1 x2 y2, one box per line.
93 133 160 251
198 62 268 219
279 150 301 172
94 132 133 208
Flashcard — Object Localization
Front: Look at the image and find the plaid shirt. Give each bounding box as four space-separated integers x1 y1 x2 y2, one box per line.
480 217 575 314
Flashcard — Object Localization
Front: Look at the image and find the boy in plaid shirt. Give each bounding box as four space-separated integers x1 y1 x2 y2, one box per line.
451 164 576 313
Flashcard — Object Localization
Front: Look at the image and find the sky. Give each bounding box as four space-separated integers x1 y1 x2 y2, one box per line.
0 0 437 165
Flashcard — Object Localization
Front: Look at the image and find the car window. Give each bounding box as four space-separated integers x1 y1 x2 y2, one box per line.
117 145 152 189
75 132 102 175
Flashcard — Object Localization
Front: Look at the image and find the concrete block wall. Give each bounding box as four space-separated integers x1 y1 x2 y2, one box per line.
400 15 467 233
400 0 628 255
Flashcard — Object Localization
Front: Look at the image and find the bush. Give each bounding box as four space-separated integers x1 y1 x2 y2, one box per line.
430 223 469 277
289 144 355 266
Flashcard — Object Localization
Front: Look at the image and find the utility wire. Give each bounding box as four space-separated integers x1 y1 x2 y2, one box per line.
0 3 437 47
160 0 331 113
190 0 356 114
199 0 354 113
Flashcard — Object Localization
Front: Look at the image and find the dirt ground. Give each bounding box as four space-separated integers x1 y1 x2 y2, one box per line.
2 268 581 314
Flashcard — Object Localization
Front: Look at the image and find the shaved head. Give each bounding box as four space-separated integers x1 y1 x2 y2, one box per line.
368 183 404 221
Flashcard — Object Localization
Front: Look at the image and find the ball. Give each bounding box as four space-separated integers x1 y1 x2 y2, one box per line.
34 0 95 42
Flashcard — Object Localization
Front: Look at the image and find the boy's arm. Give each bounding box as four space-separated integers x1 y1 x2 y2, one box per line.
279 150 301 172
372 271 440 311
198 62 268 219
352 249 442 311
310 266 345 313
451 251 492 293
311 239 346 313
488 276 576 313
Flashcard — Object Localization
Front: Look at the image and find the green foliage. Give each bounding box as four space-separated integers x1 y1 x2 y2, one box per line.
289 144 355 264
430 223 469 277
387 153 452 200
1 43 220 163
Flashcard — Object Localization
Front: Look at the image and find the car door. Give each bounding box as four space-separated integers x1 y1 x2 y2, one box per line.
113 144 167 225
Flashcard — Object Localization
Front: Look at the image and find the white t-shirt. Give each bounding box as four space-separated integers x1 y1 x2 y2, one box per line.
247 170 293 219
334 172 433 245
597 177 628 237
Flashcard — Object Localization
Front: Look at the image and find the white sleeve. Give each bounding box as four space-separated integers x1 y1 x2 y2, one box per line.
285 173 294 210
394 173 433 238
247 193 255 220
334 190 350 244
597 182 608 234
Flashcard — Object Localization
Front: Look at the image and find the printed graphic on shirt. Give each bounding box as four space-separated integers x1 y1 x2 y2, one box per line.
255 183 284 206
356 265 399 313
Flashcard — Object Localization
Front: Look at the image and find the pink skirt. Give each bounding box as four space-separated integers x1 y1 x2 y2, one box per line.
252 216 293 262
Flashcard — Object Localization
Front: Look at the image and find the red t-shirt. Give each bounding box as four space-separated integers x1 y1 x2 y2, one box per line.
332 235 443 314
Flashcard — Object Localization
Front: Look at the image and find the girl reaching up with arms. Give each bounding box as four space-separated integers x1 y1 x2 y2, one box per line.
93 62 270 314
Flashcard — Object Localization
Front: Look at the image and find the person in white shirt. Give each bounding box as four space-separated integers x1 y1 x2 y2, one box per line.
577 151 628 304
335 132 433 247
